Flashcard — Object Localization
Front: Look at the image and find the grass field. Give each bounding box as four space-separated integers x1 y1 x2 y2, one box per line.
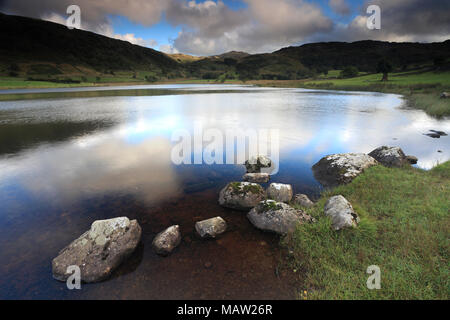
283 161 450 300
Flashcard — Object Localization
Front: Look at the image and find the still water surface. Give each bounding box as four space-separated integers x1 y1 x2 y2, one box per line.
0 84 448 299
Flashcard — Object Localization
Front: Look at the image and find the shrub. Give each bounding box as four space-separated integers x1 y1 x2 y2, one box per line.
339 66 359 78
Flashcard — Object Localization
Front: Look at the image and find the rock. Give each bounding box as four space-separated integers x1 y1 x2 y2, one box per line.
243 173 270 183
195 217 227 238
219 182 266 211
152 225 181 256
368 146 411 167
324 195 359 230
429 130 448 136
52 217 141 283
266 183 293 203
424 133 441 138
247 200 315 235
245 155 272 173
312 153 378 188
440 92 450 99
405 155 418 165
293 194 315 208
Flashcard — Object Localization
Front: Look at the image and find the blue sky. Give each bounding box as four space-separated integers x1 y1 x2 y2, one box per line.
2 0 449 55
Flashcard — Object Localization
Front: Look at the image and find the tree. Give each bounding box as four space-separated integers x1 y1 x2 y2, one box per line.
376 59 392 81
433 56 445 70
339 66 359 78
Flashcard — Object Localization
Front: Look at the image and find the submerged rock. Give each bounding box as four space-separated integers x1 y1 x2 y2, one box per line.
293 194 315 208
312 153 378 188
324 195 359 231
247 200 315 235
52 217 141 283
245 155 272 173
243 172 270 183
152 225 181 256
195 217 227 238
219 182 266 211
429 130 447 136
368 146 412 167
266 183 293 203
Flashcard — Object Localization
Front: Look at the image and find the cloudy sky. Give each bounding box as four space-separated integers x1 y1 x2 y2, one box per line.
1 0 449 55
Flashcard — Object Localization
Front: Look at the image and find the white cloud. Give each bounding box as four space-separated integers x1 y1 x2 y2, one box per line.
42 12 158 48
170 0 333 55
159 44 180 54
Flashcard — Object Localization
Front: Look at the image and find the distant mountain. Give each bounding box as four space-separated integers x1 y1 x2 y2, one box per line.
0 12 448 82
168 53 204 63
0 12 182 77
274 40 450 72
215 51 250 60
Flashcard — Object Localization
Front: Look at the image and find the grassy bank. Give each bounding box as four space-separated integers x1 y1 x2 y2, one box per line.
283 161 450 300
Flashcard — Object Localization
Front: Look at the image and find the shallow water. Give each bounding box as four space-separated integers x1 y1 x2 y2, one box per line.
0 84 449 299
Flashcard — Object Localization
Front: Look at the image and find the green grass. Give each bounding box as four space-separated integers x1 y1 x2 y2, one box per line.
283 162 450 300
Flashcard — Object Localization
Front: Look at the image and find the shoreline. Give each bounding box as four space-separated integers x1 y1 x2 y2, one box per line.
1 78 448 118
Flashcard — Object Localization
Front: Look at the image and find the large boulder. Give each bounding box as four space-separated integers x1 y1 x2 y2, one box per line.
324 195 359 231
293 194 315 208
368 146 412 167
52 217 141 283
152 225 181 256
245 155 272 173
195 217 227 239
243 173 270 183
312 153 378 187
247 200 315 235
219 182 266 211
266 183 293 203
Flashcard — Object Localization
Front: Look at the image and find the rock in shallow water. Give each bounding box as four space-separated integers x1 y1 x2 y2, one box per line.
293 194 315 208
245 155 272 173
368 146 411 167
324 195 359 231
52 217 142 283
312 153 378 188
266 183 293 203
243 173 270 183
247 200 315 235
152 225 181 256
219 182 266 211
195 217 227 238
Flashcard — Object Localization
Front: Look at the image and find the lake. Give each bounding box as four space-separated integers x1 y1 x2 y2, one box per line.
0 84 448 299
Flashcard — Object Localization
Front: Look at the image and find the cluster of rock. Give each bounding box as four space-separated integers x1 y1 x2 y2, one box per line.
312 146 418 187
52 214 229 283
52 147 416 283
219 155 317 236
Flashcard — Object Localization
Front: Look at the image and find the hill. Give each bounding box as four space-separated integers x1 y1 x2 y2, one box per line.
0 12 182 80
0 12 448 83
274 40 450 73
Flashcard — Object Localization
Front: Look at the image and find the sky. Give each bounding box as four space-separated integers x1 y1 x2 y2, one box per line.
1 0 449 56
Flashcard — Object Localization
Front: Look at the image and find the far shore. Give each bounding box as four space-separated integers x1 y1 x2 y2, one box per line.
0 76 448 118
